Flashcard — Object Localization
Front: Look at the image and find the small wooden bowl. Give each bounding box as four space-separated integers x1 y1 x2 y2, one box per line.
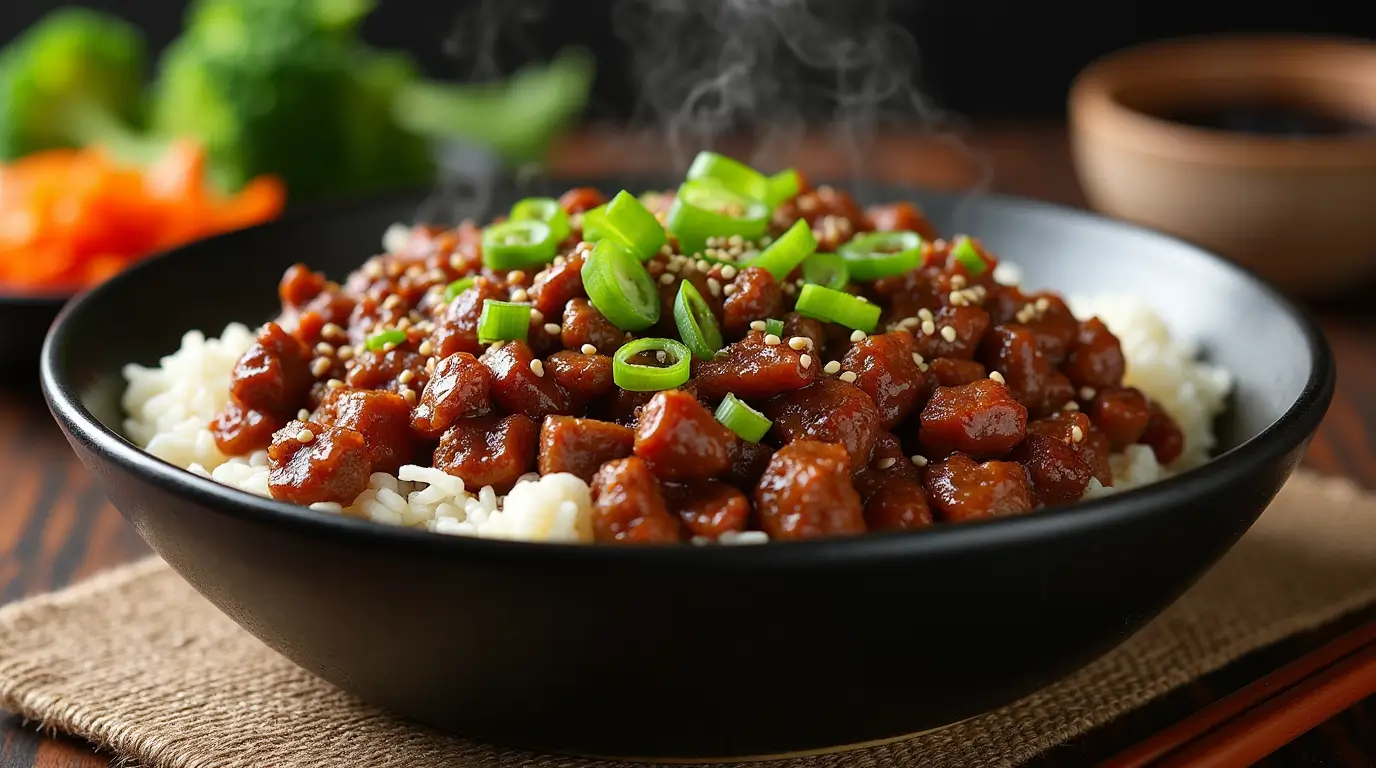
1069 36 1376 297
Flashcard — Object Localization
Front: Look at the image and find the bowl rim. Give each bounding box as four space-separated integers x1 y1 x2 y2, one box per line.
40 187 1336 567
1069 33 1376 168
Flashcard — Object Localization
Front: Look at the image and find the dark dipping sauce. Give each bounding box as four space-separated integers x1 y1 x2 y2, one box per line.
1153 103 1376 137
206 177 1188 544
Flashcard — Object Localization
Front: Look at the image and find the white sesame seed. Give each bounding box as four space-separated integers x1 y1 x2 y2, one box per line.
553 255 567 266
722 284 738 296
912 352 925 365
949 291 968 307
918 308 934 321
940 325 958 343
1063 400 1080 411
490 342 502 351
823 360 842 375
750 320 767 332
875 457 897 469
800 354 813 369
400 387 418 405
1036 297 1051 311
315 342 335 356
911 454 929 467
530 309 545 324
655 350 668 363
659 273 675 285
296 428 315 443
417 340 433 357
763 334 782 346
1071 425 1085 443
310 357 332 377
396 318 412 331
581 344 597 355
297 409 310 420
696 259 711 273
707 278 722 297
720 265 738 280
850 329 867 342
530 359 545 377
788 336 810 350
839 371 857 384
327 379 344 389
507 270 526 284
989 370 1006 384
856 296 869 303
398 369 415 384
666 260 681 274
510 289 530 303
1080 387 1097 401
322 323 345 341
448 255 464 270
544 323 562 335
921 320 937 335
426 357 437 373
950 274 967 289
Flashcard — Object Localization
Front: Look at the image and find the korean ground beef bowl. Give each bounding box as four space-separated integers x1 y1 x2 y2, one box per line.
42 157 1333 759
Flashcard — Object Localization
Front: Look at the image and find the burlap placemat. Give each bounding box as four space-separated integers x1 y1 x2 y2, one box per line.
2 471 1375 768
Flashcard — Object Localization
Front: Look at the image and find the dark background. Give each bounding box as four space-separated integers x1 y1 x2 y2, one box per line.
3 1 1375 119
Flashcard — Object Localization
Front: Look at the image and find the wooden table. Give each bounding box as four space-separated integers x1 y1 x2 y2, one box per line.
1 123 1373 767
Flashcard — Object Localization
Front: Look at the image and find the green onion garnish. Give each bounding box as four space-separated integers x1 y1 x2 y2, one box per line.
673 281 723 361
481 219 558 270
442 277 476 303
764 318 785 337
713 393 773 443
477 300 532 344
748 219 817 281
613 338 692 391
581 204 612 242
601 190 668 260
365 329 407 351
795 284 881 333
951 236 988 277
665 180 770 257
838 231 923 281
765 168 801 207
510 197 572 243
582 238 661 331
685 151 770 202
802 252 849 290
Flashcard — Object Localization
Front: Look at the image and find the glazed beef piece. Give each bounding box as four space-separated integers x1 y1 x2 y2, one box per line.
754 441 866 540
433 277 504 358
562 298 627 355
484 341 572 420
633 390 733 481
1088 386 1152 450
861 473 935 531
1012 434 1093 507
662 480 751 540
721 266 783 338
978 324 1074 417
279 264 327 310
720 437 775 490
410 352 492 438
267 419 371 506
229 322 314 419
918 379 1028 459
211 400 283 455
865 201 940 240
910 306 989 360
1139 401 1185 465
316 387 417 474
434 414 538 493
782 312 826 354
841 332 932 429
928 357 986 388
529 247 587 318
545 351 615 410
539 416 635 482
692 330 817 400
559 186 606 215
1063 317 1126 390
986 288 1078 366
924 453 1034 522
590 457 682 543
761 378 883 472
1027 411 1112 488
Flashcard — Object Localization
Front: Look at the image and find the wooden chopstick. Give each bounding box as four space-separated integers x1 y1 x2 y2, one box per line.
1101 620 1376 768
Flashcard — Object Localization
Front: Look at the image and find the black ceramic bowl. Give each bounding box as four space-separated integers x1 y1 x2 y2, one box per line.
41 182 1334 760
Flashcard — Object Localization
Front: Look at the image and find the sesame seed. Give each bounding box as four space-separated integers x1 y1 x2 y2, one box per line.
382 343 398 353
763 334 782 346
530 309 545 324
655 350 668 363
728 234 744 248
508 270 527 284
1063 400 1080 411
666 260 681 274
696 259 711 273
580 344 597 355
297 409 310 420
856 296 869 303
720 265 738 280
530 359 545 377
326 378 344 389
950 274 967 289
544 323 562 335
949 291 968 306
296 428 315 443
398 369 415 384
921 319 937 335
401 388 418 405
396 317 412 331
875 457 897 469
989 370 1006 384
850 329 867 342
510 289 529 302
707 278 722 297
417 340 434 357
1080 387 1097 401
823 360 842 375
839 371 858 383
788 336 810 350
918 308 934 321
912 353 925 365
911 454 929 467
553 256 567 266
322 323 345 341
659 273 675 285
800 354 813 369
723 284 738 296
315 342 335 356
310 358 332 377
1035 297 1051 311
940 325 958 343
1071 425 1085 443
426 357 437 373
490 342 502 351
448 255 464 270
750 320 767 332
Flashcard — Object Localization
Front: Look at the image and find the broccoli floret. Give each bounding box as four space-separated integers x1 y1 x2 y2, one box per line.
0 8 147 161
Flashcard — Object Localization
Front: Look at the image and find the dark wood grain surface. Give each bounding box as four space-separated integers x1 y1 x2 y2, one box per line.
1 123 1373 767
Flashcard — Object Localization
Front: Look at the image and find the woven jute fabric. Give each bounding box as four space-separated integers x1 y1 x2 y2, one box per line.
2 472 1375 768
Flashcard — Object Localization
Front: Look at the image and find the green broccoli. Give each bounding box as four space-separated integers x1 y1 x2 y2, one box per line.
0 8 148 161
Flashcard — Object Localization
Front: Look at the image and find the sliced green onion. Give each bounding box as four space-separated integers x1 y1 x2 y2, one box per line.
951 236 988 277
510 197 571 243
602 190 668 259
764 318 785 337
613 338 692 391
714 393 773 443
839 231 923 281
582 238 661 331
803 252 849 290
481 219 557 270
749 219 817 281
673 281 723 361
795 284 881 332
580 204 612 241
665 180 770 257
477 300 532 344
766 169 801 207
365 329 407 351
442 277 476 303
686 151 769 201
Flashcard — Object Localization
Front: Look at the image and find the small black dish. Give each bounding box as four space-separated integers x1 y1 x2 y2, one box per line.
40 183 1334 760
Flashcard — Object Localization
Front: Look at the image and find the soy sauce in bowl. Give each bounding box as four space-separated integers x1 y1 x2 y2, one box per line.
1154 103 1376 138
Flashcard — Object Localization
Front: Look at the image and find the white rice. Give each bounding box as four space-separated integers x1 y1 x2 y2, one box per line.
121 291 1231 542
